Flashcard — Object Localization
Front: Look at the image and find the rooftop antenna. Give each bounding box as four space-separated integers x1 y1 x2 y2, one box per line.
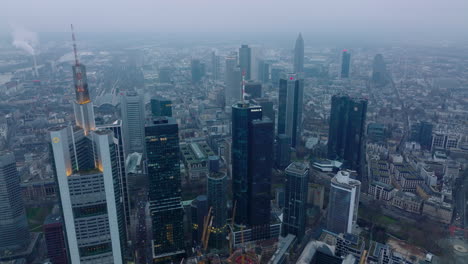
71 24 80 66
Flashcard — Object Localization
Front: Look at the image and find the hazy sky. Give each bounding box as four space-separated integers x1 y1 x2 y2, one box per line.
3 0 468 39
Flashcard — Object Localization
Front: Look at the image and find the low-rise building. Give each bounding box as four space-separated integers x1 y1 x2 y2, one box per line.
422 197 453 224
369 181 395 201
180 140 215 180
391 191 423 214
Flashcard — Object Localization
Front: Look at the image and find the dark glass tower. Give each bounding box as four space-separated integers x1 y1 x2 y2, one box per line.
282 162 309 242
244 82 262 99
145 117 185 262
207 170 228 250
294 33 304 73
239 44 252 80
278 73 304 148
275 134 291 170
191 195 208 247
151 97 173 118
340 50 351 78
327 95 368 175
191 59 204 84
231 102 273 227
371 54 390 86
0 151 30 252
44 212 68 264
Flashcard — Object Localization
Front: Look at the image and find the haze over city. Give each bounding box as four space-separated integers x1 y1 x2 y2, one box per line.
0 1 468 264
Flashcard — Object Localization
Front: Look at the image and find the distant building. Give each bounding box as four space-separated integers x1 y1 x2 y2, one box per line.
191 195 208 247
121 91 146 155
327 171 361 234
278 73 304 148
211 51 221 81
180 141 215 180
0 151 30 253
371 54 391 86
191 59 205 84
244 81 262 99
293 33 304 73
150 97 172 117
239 44 252 80
207 170 228 250
410 121 433 150
367 123 386 142
282 162 309 242
158 66 172 83
225 56 242 107
257 59 270 83
145 117 185 262
391 191 423 214
328 94 367 176
340 50 351 78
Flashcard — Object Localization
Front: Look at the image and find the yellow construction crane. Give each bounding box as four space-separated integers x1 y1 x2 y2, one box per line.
359 250 368 264
229 201 237 255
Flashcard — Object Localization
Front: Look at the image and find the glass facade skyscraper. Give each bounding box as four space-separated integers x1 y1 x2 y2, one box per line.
231 101 274 227
121 91 146 156
294 33 304 73
327 94 367 175
341 50 351 78
239 44 252 80
207 170 228 250
145 117 185 262
282 162 309 241
278 73 304 148
151 97 173 118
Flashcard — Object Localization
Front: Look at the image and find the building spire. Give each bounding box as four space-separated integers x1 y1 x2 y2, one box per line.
71 24 80 66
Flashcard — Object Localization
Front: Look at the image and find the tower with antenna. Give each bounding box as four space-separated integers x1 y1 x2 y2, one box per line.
71 24 95 135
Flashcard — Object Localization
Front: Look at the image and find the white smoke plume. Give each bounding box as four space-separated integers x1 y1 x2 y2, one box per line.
11 26 38 55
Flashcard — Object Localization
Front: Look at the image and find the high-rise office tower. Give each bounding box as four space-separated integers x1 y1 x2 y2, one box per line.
257 59 270 83
49 127 127 263
0 151 30 253
98 120 131 234
371 54 390 86
244 81 262 99
71 25 95 135
327 94 367 174
294 33 304 73
231 102 274 227
225 56 241 108
121 91 146 155
327 170 361 234
341 50 351 78
191 195 208 246
278 73 304 148
44 211 68 264
282 162 309 241
253 98 275 129
239 44 252 80
151 97 173 117
207 158 227 250
211 51 221 81
271 66 286 88
191 59 205 84
145 117 185 262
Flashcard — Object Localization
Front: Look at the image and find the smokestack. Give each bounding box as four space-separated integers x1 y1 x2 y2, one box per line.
32 54 39 77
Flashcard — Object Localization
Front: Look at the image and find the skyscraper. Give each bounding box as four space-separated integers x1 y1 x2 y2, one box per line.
244 81 262 99
207 162 228 250
71 25 95 135
294 33 304 73
282 162 309 241
145 117 185 262
239 44 252 80
191 59 205 84
225 56 241 108
121 91 146 155
191 195 208 247
211 51 221 81
341 50 351 78
257 59 270 83
0 151 30 253
275 134 291 170
327 94 367 174
278 73 304 148
371 54 390 86
151 97 173 117
231 102 274 227
327 171 361 234
49 127 127 263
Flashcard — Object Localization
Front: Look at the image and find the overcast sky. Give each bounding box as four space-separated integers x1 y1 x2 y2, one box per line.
3 0 468 39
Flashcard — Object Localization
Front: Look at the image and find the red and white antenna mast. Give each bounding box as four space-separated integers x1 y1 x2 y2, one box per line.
71 24 80 66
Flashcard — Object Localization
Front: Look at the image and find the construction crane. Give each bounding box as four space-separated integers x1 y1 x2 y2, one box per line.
359 250 367 264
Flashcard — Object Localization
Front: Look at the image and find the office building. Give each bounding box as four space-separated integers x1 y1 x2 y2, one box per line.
121 91 146 155
211 51 220 81
410 121 433 150
271 66 286 88
327 171 361 234
44 212 68 264
294 33 304 73
239 44 252 80
49 127 127 263
0 151 30 253
225 56 242 108
231 101 274 227
257 59 270 83
253 98 275 128
372 54 390 86
71 65 95 135
207 169 228 250
282 162 309 242
340 50 351 78
191 59 205 84
191 195 208 246
244 81 262 99
278 73 304 148
151 97 172 117
145 117 185 262
275 134 291 169
327 94 367 174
